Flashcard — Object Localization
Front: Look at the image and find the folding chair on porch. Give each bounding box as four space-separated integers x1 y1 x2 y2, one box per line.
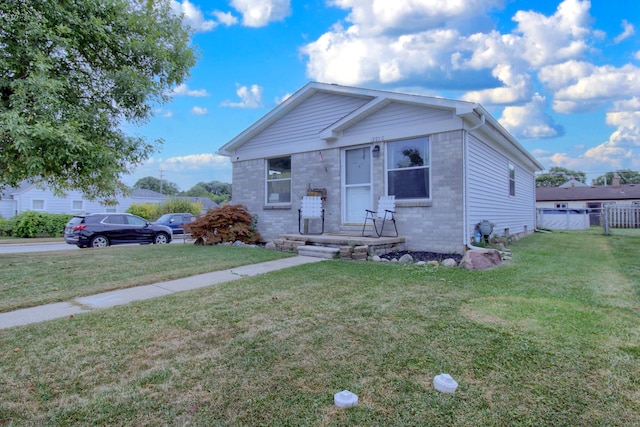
362 195 398 237
298 196 325 234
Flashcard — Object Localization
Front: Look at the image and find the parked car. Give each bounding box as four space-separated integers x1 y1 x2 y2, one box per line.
152 212 195 234
64 213 173 248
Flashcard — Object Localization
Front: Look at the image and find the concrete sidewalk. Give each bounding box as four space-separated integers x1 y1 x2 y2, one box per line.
0 255 325 330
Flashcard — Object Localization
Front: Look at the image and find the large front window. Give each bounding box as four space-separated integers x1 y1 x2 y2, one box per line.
266 156 291 204
387 137 430 199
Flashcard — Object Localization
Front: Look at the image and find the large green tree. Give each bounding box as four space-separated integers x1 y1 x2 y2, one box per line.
0 0 196 201
184 180 232 204
593 169 640 185
134 176 179 196
536 167 586 188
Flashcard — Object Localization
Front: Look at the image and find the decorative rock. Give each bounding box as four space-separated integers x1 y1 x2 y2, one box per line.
459 249 502 270
416 261 426 266
399 254 414 264
391 258 399 263
442 258 458 267
427 260 439 267
370 255 381 262
232 240 245 246
265 241 277 250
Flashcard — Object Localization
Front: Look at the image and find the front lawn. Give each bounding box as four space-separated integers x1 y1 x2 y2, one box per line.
0 244 292 312
1 229 639 425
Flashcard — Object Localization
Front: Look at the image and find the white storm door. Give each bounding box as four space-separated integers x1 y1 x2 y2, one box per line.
343 146 372 224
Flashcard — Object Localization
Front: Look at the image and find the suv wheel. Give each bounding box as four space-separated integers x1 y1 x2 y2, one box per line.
90 235 110 248
154 233 169 245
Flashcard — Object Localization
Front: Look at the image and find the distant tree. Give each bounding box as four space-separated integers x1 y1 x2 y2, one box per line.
536 167 586 188
134 176 179 195
0 0 196 202
184 180 231 203
593 170 640 185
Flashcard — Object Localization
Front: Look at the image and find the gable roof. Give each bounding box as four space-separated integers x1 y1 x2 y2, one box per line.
536 184 640 202
218 82 543 170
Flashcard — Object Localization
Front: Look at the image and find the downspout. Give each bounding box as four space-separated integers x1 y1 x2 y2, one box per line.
465 113 487 251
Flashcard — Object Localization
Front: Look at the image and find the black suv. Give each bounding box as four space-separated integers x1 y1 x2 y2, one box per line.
64 213 173 248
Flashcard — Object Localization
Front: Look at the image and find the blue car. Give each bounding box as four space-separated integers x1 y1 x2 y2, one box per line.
153 213 195 234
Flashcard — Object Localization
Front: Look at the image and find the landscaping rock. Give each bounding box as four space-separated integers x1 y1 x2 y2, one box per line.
427 260 439 267
370 255 381 262
399 254 414 264
442 258 458 267
459 249 502 270
265 241 277 250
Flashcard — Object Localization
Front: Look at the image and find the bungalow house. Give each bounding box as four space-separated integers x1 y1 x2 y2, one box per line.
536 176 640 227
0 182 166 219
218 82 543 254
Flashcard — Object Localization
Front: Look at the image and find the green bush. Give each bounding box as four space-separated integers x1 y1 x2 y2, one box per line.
127 199 202 221
11 212 72 238
162 198 202 215
0 219 13 236
126 203 160 220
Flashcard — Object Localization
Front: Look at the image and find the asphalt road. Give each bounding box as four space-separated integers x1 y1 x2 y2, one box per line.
0 238 189 254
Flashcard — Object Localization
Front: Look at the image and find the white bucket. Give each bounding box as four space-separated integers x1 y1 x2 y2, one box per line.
334 390 358 407
433 374 458 393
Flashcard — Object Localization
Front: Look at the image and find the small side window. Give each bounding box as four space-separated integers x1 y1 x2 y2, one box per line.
32 200 45 210
509 163 516 197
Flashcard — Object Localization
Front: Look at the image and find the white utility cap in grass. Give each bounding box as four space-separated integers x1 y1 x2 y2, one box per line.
334 390 358 407
433 373 458 393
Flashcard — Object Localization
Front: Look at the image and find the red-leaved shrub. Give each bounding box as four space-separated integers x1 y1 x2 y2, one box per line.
184 204 262 245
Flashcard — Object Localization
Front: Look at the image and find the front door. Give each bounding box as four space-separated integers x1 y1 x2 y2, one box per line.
343 146 372 224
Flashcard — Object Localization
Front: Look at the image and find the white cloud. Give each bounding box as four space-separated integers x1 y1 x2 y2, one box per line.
614 19 635 44
213 10 238 26
539 62 640 113
172 83 209 97
126 154 232 190
171 0 217 32
275 92 293 104
161 153 230 171
511 0 593 68
221 84 263 108
191 106 208 115
462 64 533 105
499 94 564 139
230 0 291 27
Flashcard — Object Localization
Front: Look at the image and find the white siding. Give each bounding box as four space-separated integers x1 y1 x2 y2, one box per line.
467 134 536 239
239 92 371 158
1 187 165 218
343 102 455 140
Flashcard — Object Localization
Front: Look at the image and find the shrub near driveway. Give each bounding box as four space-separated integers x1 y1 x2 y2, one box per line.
1 230 640 425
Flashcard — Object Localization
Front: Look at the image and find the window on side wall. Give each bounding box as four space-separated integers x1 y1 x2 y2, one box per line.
266 156 291 204
509 162 516 196
32 199 45 210
387 137 430 199
72 200 83 211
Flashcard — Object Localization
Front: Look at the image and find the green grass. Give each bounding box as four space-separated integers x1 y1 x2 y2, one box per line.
1 230 640 425
0 245 292 312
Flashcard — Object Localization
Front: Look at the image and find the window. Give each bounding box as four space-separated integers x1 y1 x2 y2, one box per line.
266 157 291 204
509 162 516 196
555 203 568 209
387 137 430 200
72 200 83 210
32 199 45 210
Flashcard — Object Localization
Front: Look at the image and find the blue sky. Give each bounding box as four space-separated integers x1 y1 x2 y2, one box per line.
123 0 640 191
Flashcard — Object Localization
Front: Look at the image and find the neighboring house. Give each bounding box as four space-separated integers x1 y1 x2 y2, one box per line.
0 182 166 219
218 82 542 254
536 177 640 227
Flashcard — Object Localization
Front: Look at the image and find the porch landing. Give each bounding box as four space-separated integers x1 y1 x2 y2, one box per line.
277 233 406 257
